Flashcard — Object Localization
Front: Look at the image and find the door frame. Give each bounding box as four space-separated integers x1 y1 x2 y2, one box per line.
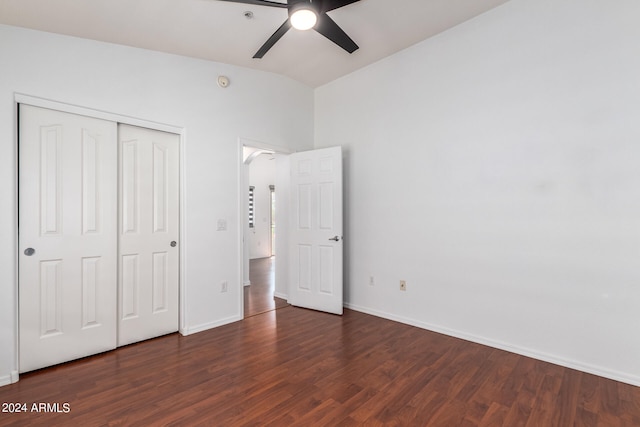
14 93 187 378
269 184 275 257
237 138 291 319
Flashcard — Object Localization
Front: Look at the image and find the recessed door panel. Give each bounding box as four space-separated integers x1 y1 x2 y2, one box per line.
153 143 168 233
319 246 334 295
82 130 100 235
121 140 139 235
152 252 168 313
40 125 62 236
121 254 139 319
319 182 334 230
298 245 312 291
298 184 312 230
81 256 101 328
39 259 62 337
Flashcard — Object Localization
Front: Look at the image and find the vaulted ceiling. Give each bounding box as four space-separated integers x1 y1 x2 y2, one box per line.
0 0 510 87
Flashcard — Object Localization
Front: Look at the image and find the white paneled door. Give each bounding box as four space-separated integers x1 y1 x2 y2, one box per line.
289 146 343 315
19 105 118 373
19 106 180 373
118 125 179 346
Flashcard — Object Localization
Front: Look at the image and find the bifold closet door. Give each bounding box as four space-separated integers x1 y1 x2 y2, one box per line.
118 124 179 346
19 105 118 373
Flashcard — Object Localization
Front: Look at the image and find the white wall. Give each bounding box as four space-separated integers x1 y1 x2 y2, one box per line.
315 0 640 386
248 154 276 259
0 24 313 385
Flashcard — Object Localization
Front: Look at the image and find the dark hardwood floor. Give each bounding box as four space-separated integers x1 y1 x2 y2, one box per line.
1 305 639 426
244 256 288 318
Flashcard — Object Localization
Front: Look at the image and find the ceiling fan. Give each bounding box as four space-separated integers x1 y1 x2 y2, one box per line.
218 0 360 58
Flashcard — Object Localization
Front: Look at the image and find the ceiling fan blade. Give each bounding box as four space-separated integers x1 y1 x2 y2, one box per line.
321 0 360 13
253 19 292 58
314 13 358 54
216 0 287 8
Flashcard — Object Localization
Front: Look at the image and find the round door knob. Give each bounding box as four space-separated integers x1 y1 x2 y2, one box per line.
170 241 177 247
24 248 35 256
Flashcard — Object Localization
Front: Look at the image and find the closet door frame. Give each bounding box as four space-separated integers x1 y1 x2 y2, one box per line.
14 94 186 375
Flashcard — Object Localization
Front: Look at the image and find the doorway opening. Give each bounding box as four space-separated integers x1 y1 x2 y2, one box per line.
241 143 289 318
239 141 344 318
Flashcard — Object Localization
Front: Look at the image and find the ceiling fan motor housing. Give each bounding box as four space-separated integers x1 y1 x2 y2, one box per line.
288 0 320 16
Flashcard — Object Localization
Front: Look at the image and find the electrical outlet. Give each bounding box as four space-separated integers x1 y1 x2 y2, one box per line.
400 280 407 291
221 281 228 293
369 276 375 286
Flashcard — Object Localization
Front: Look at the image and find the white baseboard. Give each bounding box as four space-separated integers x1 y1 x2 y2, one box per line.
0 370 19 388
0 375 9 387
181 315 242 336
274 291 288 300
344 302 640 388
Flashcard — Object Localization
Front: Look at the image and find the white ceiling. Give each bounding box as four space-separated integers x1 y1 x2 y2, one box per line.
0 0 510 88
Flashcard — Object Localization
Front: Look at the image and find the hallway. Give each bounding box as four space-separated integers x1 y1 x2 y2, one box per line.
244 257 288 318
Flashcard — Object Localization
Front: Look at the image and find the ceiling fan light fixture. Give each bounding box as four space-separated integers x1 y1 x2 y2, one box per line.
290 8 317 31
218 0 360 58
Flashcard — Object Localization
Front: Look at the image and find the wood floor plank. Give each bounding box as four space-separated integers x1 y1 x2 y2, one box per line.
2 305 640 426
477 402 509 426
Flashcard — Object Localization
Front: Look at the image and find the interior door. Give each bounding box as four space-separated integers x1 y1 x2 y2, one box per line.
289 146 343 315
19 105 118 373
118 124 180 346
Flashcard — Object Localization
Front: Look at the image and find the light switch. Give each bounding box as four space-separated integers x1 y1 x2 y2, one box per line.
217 219 227 231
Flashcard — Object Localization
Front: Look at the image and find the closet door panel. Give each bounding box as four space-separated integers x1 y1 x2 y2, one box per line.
19 105 118 373
118 124 179 346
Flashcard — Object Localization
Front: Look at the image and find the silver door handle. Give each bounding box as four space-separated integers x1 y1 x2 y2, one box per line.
24 248 35 256
328 236 342 241
170 241 177 247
